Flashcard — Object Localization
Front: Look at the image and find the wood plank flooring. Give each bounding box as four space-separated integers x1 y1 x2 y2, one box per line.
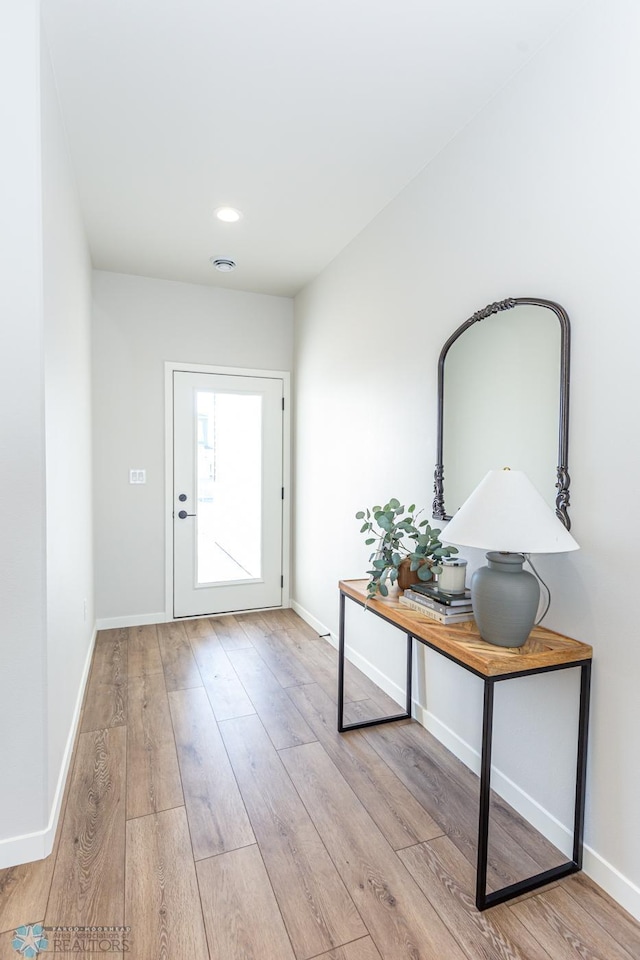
1 609 639 960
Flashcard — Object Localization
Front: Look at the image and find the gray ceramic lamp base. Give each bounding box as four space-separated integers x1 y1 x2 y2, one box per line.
471 552 539 648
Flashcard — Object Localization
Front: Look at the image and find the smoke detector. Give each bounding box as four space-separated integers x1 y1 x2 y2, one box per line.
210 257 236 272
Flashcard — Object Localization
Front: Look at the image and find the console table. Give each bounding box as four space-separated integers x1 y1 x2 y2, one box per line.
337 579 592 911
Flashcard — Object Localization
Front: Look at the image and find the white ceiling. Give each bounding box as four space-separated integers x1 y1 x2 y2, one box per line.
43 0 584 297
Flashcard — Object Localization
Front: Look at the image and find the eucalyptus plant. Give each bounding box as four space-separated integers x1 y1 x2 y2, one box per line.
356 499 458 599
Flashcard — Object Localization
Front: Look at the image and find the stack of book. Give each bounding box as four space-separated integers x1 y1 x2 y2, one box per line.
399 582 475 624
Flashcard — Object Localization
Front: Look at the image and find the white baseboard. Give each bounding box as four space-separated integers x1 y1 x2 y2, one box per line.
0 624 98 869
0 829 47 867
44 623 98 853
290 600 335 640
290 598 640 922
582 847 640 921
96 611 169 630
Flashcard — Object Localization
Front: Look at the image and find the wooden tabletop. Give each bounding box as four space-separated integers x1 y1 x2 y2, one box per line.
339 580 592 678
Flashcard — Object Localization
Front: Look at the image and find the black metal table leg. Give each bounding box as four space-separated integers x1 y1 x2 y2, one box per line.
337 591 346 732
476 663 590 910
476 679 495 909
337 590 412 733
405 632 413 718
573 659 592 867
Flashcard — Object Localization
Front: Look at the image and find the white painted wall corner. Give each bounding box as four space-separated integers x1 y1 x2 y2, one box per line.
0 624 97 869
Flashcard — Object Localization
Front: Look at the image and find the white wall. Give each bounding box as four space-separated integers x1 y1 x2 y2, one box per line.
0 2 94 867
92 270 293 622
0 0 48 852
294 0 640 918
41 29 94 819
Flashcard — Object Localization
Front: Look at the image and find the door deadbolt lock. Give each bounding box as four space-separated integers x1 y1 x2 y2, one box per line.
178 493 187 502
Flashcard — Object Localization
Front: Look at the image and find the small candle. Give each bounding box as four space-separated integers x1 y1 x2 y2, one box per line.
437 557 467 593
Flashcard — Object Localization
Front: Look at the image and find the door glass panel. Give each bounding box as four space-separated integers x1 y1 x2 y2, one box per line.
196 391 262 584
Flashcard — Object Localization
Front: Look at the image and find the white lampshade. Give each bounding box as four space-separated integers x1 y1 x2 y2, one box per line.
440 469 579 554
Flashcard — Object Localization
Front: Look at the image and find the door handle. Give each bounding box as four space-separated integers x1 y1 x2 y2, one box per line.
178 510 196 519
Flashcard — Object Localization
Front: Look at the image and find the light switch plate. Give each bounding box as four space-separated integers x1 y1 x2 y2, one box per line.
129 469 146 484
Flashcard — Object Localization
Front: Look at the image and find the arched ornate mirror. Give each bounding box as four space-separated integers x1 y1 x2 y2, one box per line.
433 297 571 529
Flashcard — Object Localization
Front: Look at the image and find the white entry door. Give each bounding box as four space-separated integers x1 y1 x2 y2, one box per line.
173 370 284 617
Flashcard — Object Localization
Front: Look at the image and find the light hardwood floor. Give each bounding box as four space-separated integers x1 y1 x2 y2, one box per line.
1 608 639 959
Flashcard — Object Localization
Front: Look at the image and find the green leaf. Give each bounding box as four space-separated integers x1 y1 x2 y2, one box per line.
360 522 369 533
378 582 388 597
391 552 402 566
372 558 387 569
408 503 416 513
410 560 420 572
355 511 365 520
417 566 434 581
365 538 376 545
378 514 393 532
372 505 381 513
419 519 429 527
389 498 400 510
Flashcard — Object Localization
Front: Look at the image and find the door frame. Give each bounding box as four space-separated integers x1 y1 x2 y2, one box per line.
164 361 291 621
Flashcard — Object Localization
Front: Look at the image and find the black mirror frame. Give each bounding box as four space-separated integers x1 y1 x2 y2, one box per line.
432 297 572 530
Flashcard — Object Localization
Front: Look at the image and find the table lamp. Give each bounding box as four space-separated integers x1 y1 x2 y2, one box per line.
440 468 579 647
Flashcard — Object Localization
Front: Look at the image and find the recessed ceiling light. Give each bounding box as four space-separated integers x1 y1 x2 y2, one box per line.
210 257 237 272
215 207 242 223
